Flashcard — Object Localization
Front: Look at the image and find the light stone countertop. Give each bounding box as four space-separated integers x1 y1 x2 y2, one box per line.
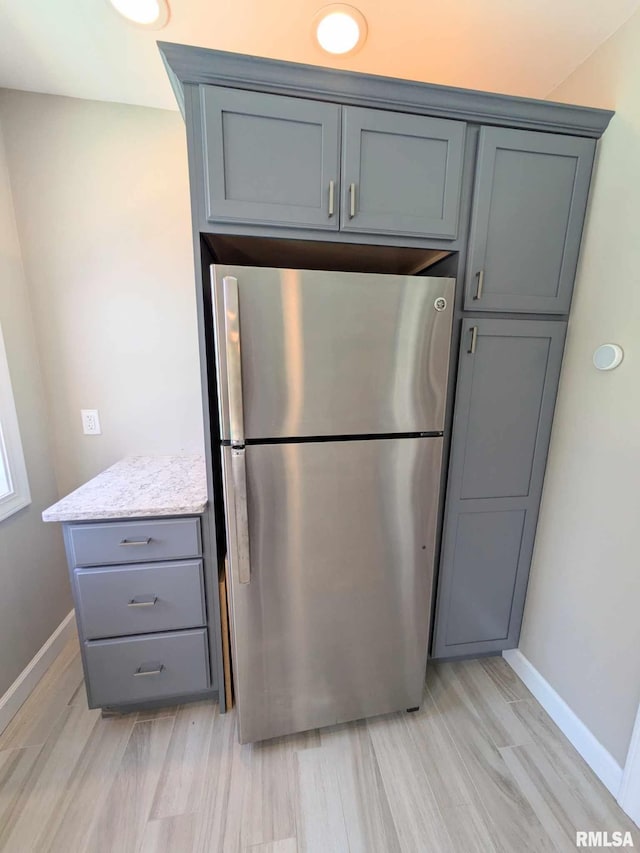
42 455 207 522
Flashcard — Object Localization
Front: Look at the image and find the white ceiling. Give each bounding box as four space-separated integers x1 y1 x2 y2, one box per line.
0 0 638 111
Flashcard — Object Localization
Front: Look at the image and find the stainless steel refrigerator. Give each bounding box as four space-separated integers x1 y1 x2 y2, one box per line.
211 264 454 743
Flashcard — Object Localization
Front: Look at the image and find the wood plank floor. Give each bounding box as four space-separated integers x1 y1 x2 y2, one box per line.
0 634 637 852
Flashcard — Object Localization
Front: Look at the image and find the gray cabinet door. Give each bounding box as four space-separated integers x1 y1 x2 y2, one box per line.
341 107 465 238
465 127 595 313
432 319 567 658
201 86 340 229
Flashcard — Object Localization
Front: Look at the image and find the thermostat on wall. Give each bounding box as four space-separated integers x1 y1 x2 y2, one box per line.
593 344 624 371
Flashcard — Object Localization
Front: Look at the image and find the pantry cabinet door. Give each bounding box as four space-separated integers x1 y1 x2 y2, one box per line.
465 127 594 313
432 318 567 658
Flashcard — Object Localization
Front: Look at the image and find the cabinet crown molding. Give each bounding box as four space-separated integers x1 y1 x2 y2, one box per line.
158 41 613 138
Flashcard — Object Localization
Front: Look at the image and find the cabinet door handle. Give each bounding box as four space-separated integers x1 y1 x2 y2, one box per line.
474 270 484 300
119 538 152 546
328 180 335 217
127 596 158 607
349 182 356 218
468 326 478 355
133 664 164 677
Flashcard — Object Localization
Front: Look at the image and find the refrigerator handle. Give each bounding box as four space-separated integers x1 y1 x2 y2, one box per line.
222 275 245 446
231 447 251 584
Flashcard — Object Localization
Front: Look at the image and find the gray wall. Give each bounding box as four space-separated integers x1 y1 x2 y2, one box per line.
0 115 71 696
520 8 640 767
0 90 205 496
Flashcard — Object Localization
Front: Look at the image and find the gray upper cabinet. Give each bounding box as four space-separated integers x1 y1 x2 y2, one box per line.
341 107 465 238
200 86 341 229
432 318 567 658
465 127 595 313
199 86 466 239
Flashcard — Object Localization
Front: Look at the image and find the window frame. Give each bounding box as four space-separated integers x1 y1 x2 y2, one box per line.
0 322 31 521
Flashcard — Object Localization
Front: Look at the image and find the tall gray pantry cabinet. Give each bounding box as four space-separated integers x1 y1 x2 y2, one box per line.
431 320 567 657
160 43 612 685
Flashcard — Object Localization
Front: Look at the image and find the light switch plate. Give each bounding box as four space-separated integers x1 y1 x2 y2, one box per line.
81 409 101 435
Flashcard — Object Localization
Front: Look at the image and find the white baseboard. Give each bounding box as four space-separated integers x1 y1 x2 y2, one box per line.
502 648 623 798
618 702 640 827
0 610 76 736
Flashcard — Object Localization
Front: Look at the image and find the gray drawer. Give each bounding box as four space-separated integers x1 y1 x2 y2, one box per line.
75 560 206 640
67 518 201 567
84 629 209 707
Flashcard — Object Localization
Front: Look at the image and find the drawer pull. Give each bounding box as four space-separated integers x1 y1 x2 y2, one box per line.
127 596 158 607
119 538 152 546
133 664 165 677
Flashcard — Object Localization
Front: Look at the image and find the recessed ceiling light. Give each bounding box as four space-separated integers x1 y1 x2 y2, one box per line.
107 0 170 29
313 5 367 56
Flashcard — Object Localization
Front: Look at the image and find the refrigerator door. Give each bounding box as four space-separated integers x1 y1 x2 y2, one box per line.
222 436 443 743
212 265 454 440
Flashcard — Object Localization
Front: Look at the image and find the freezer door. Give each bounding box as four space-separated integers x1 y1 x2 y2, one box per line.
212 265 454 440
222 437 443 743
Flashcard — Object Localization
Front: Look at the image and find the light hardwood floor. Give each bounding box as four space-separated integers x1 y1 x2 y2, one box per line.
0 634 637 852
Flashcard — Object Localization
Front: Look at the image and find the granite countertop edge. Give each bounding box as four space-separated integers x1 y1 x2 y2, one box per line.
41 501 209 523
42 455 208 524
